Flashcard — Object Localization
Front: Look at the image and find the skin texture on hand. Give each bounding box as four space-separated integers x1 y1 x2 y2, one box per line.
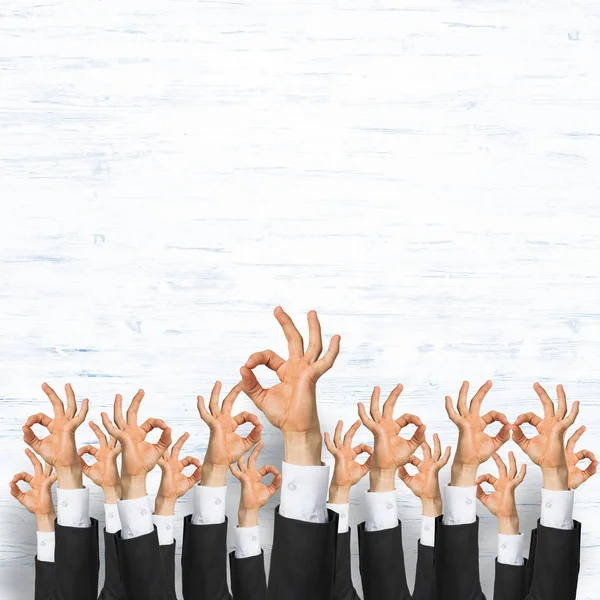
325 420 373 504
240 307 341 465
397 433 451 517
230 442 282 527
198 381 263 486
476 452 526 535
358 385 426 492
22 383 89 489
445 380 511 487
79 421 122 503
155 432 202 515
101 389 172 500
565 425 597 490
10 449 58 532
512 383 579 491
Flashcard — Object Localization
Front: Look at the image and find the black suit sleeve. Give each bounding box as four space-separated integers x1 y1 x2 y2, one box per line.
99 530 127 600
434 516 486 600
357 521 411 600
115 527 176 600
160 542 177 599
526 520 581 600
493 559 528 600
267 506 338 600
35 558 54 600
333 530 360 600
181 515 232 600
412 542 436 600
229 550 267 600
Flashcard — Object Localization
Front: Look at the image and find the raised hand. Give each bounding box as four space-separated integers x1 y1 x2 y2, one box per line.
565 425 597 490
358 385 426 492
325 420 373 503
512 383 579 490
445 380 511 486
240 307 340 465
198 381 262 486
398 433 451 516
155 433 202 515
78 421 122 503
476 452 526 534
230 441 282 526
10 449 57 531
22 383 89 488
101 389 172 499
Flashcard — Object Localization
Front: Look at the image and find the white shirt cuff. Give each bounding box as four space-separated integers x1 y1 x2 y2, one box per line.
327 503 349 533
540 489 574 530
442 485 477 525
191 485 227 525
153 515 175 545
36 531 55 563
498 533 524 566
56 488 91 528
421 515 436 547
365 490 398 532
104 504 121 534
234 526 261 558
280 461 329 523
117 496 154 540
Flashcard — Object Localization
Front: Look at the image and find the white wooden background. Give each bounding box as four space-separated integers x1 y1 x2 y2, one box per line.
1 0 600 598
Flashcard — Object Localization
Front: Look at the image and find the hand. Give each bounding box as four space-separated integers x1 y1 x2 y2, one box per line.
198 381 262 486
240 307 340 465
79 421 122 503
565 425 597 490
445 380 511 486
10 449 57 532
155 432 202 515
358 385 426 492
398 433 450 517
476 452 526 535
101 390 172 499
22 383 89 489
325 420 373 503
230 441 282 527
512 383 579 490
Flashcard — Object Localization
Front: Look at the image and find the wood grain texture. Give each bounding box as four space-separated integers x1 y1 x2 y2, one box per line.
1 0 600 597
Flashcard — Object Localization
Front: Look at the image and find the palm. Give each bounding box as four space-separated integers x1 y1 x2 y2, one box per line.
241 476 272 509
524 423 567 469
374 423 412 469
87 448 120 488
484 482 516 518
331 448 366 487
455 423 498 465
206 415 252 466
405 463 439 499
158 466 190 498
21 478 54 515
121 430 163 476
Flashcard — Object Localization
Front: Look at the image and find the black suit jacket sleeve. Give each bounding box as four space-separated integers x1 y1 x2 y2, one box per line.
526 520 581 600
412 542 436 600
35 558 55 600
493 559 528 600
333 530 360 600
160 542 177 599
229 550 267 600
115 527 176 600
434 516 486 600
357 521 411 600
267 506 338 600
99 530 127 600
181 515 232 600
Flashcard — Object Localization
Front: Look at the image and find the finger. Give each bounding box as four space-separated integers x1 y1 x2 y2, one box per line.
481 411 509 426
511 424 530 451
492 424 512 451
333 420 343 448
242 423 263 451
445 395 461 425
9 480 26 503
357 402 376 432
343 420 361 447
197 395 215 425
24 449 43 475
239 367 267 410
188 463 203 485
126 389 145 426
245 350 286 373
267 471 283 494
492 453 507 477
72 397 89 427
469 380 493 416
101 412 123 440
395 413 424 430
512 412 542 428
561 400 580 430
382 384 403 420
508 451 517 479
274 306 304 357
89 421 108 447
408 424 427 453
248 441 263 470
437 446 452 469
78 445 98 458
305 310 323 363
533 382 555 418
408 455 422 467
22 425 43 453
25 413 53 429
397 466 412 483
476 484 489 507
171 432 189 461
230 463 243 479
457 381 470 417
361 454 374 474
140 418 169 435
209 381 222 416
478 473 498 487
352 444 374 458
324 432 336 456
566 425 586 454
113 394 126 429
555 384 568 420
233 412 261 428
421 441 432 461
221 382 243 415
432 433 441 461
258 464 278 478
155 427 172 454
12 472 33 485
48 468 58 485
43 463 53 478
582 454 598 482
64 383 77 418
513 463 527 486
312 334 341 377
369 386 382 422
42 382 65 417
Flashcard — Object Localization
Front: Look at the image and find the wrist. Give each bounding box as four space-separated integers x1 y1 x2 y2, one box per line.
36 513 56 533
421 497 443 518
328 484 351 504
238 508 259 527
369 468 397 492
56 466 83 490
450 462 478 487
102 485 121 504
542 466 569 491
283 430 323 466
120 474 147 500
498 516 520 535
201 463 228 487
154 495 177 516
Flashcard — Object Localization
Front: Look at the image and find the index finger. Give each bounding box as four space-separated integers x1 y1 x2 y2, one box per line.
24 449 43 475
566 425 586 454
